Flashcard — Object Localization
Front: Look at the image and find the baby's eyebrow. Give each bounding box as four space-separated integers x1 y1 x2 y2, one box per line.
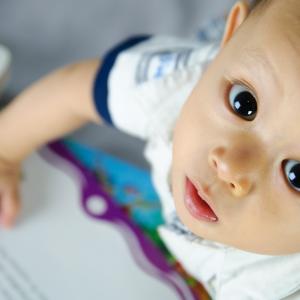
240 46 282 93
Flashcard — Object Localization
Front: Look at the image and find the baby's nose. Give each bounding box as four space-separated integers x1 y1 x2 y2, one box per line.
208 144 258 197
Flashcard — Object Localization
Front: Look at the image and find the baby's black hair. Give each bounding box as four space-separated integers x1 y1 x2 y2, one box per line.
251 0 265 8
250 0 300 26
250 0 270 13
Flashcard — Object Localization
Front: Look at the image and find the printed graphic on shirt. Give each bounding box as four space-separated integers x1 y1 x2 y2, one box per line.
135 48 193 84
165 212 202 242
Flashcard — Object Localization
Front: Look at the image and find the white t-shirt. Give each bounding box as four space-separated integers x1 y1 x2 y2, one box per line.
0 44 11 97
93 34 300 300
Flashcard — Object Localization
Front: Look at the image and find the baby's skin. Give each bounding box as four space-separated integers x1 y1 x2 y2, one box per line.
172 0 300 255
1 0 299 255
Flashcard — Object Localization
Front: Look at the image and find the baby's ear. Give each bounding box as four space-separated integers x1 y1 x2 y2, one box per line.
221 0 250 47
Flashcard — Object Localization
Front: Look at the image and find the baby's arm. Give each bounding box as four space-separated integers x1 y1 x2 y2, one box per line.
0 58 103 227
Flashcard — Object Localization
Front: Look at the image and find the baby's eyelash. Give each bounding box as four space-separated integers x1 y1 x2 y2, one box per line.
224 76 258 100
281 160 300 196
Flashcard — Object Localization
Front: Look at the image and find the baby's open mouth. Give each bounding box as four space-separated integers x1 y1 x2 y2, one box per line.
184 176 218 222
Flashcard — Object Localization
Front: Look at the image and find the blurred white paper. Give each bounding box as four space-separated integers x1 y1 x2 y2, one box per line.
0 151 179 300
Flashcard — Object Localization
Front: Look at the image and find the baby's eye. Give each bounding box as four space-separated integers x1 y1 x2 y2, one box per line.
283 160 300 192
228 83 257 121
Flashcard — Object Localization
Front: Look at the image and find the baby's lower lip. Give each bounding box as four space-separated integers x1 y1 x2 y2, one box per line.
184 177 218 222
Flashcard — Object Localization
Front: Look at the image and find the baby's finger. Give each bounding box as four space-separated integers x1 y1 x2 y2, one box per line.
0 187 21 228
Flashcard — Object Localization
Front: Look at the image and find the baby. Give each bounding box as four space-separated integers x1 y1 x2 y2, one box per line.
2 0 300 298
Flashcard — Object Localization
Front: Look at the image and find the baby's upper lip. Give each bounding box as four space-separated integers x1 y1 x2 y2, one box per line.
188 177 218 215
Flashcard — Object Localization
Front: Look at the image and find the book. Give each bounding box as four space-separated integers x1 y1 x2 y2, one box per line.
0 139 210 300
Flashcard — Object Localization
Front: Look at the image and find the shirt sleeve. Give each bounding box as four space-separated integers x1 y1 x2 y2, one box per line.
93 34 216 140
93 35 151 128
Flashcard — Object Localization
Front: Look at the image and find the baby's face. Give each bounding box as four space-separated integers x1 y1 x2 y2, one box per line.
171 1 300 255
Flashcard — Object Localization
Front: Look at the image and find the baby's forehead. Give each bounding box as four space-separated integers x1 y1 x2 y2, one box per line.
234 6 300 88
237 42 299 96
252 0 300 35
225 24 300 119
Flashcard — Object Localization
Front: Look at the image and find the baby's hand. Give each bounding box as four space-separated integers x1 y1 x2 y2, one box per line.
0 157 21 228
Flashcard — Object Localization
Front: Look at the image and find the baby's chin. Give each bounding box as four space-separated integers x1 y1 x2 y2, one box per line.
172 187 220 242
172 185 295 255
